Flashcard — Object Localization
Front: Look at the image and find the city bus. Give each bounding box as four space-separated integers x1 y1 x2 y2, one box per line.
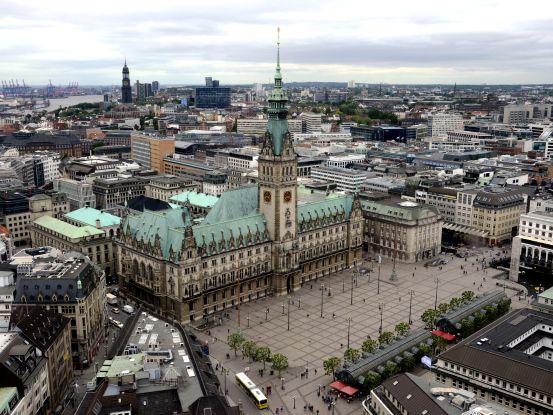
235 372 268 409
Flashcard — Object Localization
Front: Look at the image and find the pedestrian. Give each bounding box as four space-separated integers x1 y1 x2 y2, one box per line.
315 368 317 374
276 408 279 414
340 343 343 348
412 272 415 277
316 410 319 415
332 313 335 319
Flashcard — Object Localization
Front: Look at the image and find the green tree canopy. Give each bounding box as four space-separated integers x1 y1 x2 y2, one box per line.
378 331 394 346
461 290 475 303
322 356 342 380
227 332 245 357
394 322 410 338
255 346 271 370
363 371 381 392
344 347 360 363
242 340 257 362
271 354 288 377
382 362 399 379
437 303 450 316
361 338 378 354
421 309 439 329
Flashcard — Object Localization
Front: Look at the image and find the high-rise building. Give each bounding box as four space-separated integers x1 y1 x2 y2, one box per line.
300 112 322 133
131 133 175 172
427 113 464 137
121 59 132 104
151 80 159 94
195 77 231 109
135 81 153 102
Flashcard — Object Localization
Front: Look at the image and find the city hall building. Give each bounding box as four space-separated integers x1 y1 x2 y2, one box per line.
116 41 364 323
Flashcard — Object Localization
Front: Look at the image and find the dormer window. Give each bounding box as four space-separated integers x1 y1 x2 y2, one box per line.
64 294 69 302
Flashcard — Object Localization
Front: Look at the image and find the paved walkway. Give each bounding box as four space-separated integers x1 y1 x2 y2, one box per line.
195 247 527 415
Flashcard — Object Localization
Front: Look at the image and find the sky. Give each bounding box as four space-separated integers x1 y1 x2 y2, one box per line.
1 0 553 86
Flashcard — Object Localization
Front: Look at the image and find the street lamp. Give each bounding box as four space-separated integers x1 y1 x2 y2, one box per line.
347 317 352 349
247 313 250 328
408 290 414 324
293 396 296 409
350 271 354 305
265 308 269 321
298 295 301 308
224 368 228 395
378 303 384 334
342 277 345 293
281 377 285 390
320 283 324 317
282 301 285 315
434 278 440 311
377 255 382 295
287 295 291 331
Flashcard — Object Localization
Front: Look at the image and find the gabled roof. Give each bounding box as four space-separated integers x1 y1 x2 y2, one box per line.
125 209 191 261
33 216 104 239
202 185 258 225
64 207 121 227
297 193 354 228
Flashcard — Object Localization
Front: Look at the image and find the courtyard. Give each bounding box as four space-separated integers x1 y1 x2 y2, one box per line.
197 247 526 415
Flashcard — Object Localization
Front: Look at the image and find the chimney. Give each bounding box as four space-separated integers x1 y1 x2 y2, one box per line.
95 219 101 229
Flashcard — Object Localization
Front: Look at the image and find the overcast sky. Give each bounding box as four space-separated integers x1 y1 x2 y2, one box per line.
1 0 553 86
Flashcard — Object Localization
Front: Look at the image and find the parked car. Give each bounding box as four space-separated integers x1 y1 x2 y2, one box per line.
112 308 120 314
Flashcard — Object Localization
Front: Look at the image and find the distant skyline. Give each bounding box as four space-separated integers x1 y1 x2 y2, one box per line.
1 0 553 86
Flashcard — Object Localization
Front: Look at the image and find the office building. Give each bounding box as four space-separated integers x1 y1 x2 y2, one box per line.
12 308 72 414
427 113 464 137
53 178 96 209
116 42 364 322
361 200 442 263
13 251 106 368
144 174 196 202
350 125 407 142
300 112 322 133
311 165 368 193
237 118 302 135
131 133 175 172
434 308 553 415
0 131 83 157
195 78 231 109
0 332 49 415
92 176 148 209
503 104 553 124
0 270 14 331
510 211 553 281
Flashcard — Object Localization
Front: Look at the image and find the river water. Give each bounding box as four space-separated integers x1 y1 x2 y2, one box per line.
45 95 105 111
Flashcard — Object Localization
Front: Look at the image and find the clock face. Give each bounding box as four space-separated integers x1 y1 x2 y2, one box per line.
263 191 272 203
123 80 129 86
284 191 292 203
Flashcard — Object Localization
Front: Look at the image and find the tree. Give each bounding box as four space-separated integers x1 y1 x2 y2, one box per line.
227 332 245 357
418 343 432 358
437 303 450 316
91 140 105 150
460 318 475 338
400 355 416 372
363 371 381 392
361 338 378 354
382 362 399 379
343 348 360 363
323 356 342 380
461 290 475 303
421 309 438 329
449 297 462 310
255 346 271 370
271 354 288 377
242 340 257 362
432 335 448 355
378 331 394 346
394 322 410 338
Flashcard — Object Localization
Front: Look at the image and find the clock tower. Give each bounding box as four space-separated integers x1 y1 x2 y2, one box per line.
121 59 132 104
258 28 299 294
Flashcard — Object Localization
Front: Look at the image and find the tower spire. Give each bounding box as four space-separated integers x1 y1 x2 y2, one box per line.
277 27 281 70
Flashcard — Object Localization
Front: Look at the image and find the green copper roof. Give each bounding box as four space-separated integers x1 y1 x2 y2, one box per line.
125 208 191 261
203 185 259 225
194 212 269 256
64 207 121 227
0 387 17 412
170 191 219 208
297 193 354 228
266 29 289 156
97 353 146 379
360 200 440 221
33 216 104 239
539 286 553 300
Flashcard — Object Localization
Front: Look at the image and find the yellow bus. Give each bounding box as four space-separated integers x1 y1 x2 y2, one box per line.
235 372 268 409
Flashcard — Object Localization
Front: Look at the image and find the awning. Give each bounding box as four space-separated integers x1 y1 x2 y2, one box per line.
432 329 456 342
341 385 359 396
443 222 489 238
329 380 348 391
329 381 359 396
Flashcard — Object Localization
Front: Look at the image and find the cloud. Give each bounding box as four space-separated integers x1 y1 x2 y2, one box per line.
0 0 552 84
